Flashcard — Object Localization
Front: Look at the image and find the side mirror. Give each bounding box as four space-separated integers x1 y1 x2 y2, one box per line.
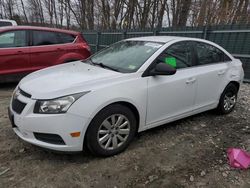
150 62 176 76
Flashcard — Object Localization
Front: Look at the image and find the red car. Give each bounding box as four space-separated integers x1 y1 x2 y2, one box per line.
0 26 91 82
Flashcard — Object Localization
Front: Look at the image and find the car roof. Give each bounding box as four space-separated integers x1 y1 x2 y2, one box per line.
126 36 234 60
126 36 187 43
126 36 207 43
0 26 80 35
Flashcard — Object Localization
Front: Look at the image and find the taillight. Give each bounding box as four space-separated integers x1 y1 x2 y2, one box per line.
79 34 87 43
79 42 91 53
85 44 91 52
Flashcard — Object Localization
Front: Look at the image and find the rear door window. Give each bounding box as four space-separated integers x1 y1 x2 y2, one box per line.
32 31 60 46
195 42 231 65
0 30 27 48
32 30 75 46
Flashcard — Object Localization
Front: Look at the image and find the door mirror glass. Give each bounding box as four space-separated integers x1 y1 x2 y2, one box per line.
150 62 176 76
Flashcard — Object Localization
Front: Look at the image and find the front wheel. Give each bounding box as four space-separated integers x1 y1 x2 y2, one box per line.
85 104 137 157
216 83 238 114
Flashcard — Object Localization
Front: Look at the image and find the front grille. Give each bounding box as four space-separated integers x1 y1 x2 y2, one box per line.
12 98 26 114
33 133 66 145
19 88 31 98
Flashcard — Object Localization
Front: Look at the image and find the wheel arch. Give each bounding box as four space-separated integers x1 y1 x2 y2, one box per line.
228 81 240 91
110 101 140 132
216 80 240 114
221 81 240 96
82 100 141 151
89 101 140 132
217 80 240 107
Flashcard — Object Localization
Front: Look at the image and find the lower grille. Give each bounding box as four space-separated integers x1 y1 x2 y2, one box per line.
12 98 26 114
33 133 66 145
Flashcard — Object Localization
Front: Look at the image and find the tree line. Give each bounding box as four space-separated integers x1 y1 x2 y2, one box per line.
0 0 249 30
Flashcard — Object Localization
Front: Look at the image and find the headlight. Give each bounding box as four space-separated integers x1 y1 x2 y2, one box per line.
34 92 89 114
12 88 21 100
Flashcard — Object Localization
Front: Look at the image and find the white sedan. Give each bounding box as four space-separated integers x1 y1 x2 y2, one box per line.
9 36 244 156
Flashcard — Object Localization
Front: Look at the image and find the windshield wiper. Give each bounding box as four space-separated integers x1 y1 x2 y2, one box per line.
92 62 120 72
82 58 94 65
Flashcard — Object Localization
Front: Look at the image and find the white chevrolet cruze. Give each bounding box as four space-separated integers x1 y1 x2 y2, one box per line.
9 36 244 156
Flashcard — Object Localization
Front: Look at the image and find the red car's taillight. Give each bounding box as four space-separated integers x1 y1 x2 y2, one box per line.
77 34 91 52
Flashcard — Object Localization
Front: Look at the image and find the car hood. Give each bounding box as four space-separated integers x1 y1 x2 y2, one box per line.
19 61 123 99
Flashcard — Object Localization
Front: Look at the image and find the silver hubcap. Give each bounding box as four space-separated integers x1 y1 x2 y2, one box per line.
223 93 236 111
98 114 130 150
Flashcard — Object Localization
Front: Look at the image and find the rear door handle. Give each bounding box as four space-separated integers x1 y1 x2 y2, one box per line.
186 78 196 84
218 70 226 75
17 50 23 53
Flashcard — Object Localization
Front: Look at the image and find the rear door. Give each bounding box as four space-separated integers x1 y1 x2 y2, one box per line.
29 30 64 71
193 42 231 109
0 30 30 75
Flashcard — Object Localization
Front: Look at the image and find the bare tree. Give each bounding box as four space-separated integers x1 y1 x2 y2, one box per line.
19 0 28 23
0 0 249 30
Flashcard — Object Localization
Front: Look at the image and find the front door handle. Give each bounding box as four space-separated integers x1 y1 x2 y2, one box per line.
218 70 226 75
186 78 196 84
17 50 24 54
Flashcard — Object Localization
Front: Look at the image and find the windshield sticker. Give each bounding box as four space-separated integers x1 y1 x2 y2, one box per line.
145 43 162 49
164 57 176 68
128 65 136 69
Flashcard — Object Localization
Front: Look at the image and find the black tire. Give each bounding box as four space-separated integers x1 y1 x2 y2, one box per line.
85 104 137 157
216 83 238 114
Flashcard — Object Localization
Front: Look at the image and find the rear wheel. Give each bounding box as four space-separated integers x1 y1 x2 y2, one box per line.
216 83 238 114
85 104 137 156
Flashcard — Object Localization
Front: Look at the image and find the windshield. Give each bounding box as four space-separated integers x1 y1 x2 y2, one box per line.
90 41 163 73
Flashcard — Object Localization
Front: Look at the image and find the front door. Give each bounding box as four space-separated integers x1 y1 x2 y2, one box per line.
146 41 197 126
0 30 30 75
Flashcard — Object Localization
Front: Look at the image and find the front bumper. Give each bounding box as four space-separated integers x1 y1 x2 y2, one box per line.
9 92 91 152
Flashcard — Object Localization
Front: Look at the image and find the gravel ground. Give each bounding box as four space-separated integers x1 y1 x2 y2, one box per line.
0 83 250 188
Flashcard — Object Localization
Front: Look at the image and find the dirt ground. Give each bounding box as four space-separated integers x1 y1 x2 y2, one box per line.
0 83 250 188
